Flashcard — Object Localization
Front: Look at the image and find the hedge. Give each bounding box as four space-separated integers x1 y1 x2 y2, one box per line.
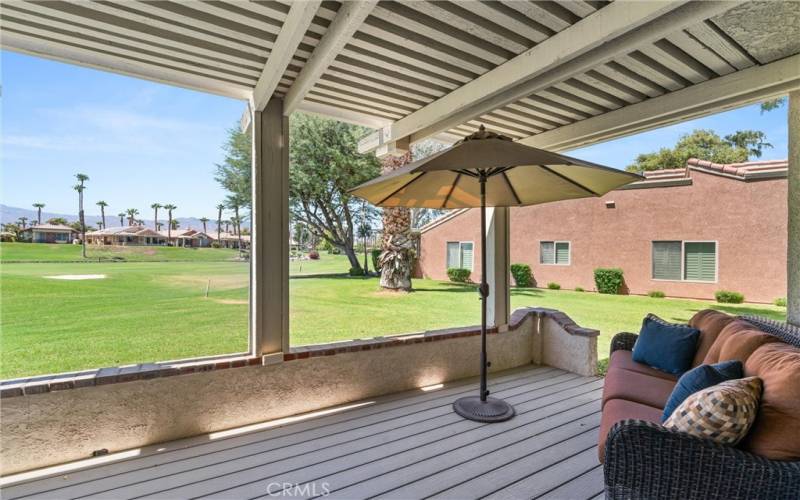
715 290 744 304
447 268 471 283
510 263 533 287
594 268 624 294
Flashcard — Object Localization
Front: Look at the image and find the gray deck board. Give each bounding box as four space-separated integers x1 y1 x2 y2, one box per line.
1 365 605 500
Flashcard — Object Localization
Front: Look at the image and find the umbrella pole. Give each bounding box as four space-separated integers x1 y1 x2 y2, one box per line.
452 171 515 423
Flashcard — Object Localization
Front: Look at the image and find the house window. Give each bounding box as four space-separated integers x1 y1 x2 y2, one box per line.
652 241 717 282
540 241 570 265
446 241 474 270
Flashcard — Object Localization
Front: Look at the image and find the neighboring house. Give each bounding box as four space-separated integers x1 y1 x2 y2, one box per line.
215 232 251 249
22 224 77 244
417 159 788 303
160 229 213 248
86 226 166 246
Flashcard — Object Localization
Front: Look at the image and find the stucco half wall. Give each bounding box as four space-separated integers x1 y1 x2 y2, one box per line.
0 308 597 475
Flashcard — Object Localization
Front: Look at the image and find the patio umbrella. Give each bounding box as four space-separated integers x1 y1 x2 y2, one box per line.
350 126 642 423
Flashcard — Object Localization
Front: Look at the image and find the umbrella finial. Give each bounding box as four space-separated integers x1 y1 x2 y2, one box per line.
461 125 513 143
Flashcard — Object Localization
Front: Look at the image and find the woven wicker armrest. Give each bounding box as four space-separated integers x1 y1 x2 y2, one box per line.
604 419 800 500
610 332 638 355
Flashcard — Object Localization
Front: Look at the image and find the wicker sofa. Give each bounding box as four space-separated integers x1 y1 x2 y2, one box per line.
600 311 800 500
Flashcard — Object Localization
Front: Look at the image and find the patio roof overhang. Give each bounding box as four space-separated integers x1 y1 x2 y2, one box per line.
2 1 798 153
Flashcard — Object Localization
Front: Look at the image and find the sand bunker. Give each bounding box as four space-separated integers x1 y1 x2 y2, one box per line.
213 299 248 305
45 274 107 281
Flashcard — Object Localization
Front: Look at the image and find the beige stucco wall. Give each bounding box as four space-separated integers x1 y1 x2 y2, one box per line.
2 324 537 475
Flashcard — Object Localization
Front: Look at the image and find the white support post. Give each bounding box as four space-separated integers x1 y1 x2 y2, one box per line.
788 91 800 326
486 207 510 328
252 98 290 357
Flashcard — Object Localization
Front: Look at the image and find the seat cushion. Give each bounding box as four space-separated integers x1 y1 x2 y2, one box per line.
632 316 700 375
602 367 676 410
703 320 780 365
689 309 735 367
742 343 800 460
608 350 679 381
598 398 662 463
663 377 762 446
661 360 743 422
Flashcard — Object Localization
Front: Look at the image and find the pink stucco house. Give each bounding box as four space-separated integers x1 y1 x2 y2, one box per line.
416 159 788 303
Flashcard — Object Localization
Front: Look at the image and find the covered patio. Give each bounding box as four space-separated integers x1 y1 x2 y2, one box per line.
1 0 798 497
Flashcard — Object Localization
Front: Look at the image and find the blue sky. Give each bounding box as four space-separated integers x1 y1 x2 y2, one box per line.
1 50 789 217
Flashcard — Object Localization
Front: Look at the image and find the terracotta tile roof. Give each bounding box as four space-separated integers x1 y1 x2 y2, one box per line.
685 158 788 179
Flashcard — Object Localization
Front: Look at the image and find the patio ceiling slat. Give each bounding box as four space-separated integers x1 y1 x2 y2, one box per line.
617 52 689 92
464 1 551 44
638 43 715 85
593 61 668 97
317 75 427 109
322 65 440 103
330 56 452 97
305 93 403 121
685 21 757 71
337 45 463 90
667 30 738 77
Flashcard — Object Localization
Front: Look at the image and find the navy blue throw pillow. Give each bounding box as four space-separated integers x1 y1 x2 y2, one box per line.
631 316 700 376
661 360 743 422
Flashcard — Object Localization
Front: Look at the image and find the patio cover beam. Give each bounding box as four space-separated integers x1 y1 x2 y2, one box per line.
519 54 800 152
283 0 377 116
358 1 742 154
252 1 321 112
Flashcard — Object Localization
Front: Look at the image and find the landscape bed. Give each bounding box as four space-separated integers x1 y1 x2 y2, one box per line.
0 243 786 379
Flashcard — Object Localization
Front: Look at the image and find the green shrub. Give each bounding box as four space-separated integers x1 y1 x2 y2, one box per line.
348 267 364 277
597 358 609 377
574 286 585 292
447 268 471 283
594 268 624 294
648 290 665 298
210 242 220 249
774 297 787 307
371 248 382 272
510 263 533 287
547 282 561 290
715 290 744 304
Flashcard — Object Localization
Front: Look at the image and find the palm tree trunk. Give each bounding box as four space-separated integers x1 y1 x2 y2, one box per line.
37 208 42 225
153 208 158 231
79 191 87 258
100 207 106 229
234 206 243 256
379 152 414 291
168 212 172 244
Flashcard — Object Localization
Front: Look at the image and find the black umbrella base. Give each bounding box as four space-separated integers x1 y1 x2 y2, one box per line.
453 396 515 423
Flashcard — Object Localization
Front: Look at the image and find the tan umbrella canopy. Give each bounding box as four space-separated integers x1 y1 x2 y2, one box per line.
351 126 642 423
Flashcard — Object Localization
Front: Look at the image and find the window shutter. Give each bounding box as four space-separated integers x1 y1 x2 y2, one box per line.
684 242 716 281
540 241 554 264
652 241 681 280
460 242 474 271
446 242 460 269
555 242 570 264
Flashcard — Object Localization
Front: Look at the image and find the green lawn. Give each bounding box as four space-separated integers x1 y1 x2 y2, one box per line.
0 243 786 379
0 242 242 262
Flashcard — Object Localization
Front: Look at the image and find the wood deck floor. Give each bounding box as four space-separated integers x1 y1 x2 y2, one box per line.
1 365 605 500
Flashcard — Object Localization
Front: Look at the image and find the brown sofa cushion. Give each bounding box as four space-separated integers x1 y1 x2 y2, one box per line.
689 309 735 366
703 320 779 364
598 398 662 463
602 367 676 410
608 350 678 381
742 343 800 460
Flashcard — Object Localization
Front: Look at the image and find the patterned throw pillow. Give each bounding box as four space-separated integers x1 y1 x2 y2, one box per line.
663 377 762 445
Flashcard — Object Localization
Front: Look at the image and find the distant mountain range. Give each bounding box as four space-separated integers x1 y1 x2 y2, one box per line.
1 204 226 232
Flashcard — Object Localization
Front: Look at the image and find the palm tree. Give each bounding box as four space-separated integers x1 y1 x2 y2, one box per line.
224 219 230 233
150 203 161 231
126 208 139 226
199 217 209 233
96 200 108 229
117 212 125 227
216 203 225 243
163 204 177 244
96 222 104 230
74 173 89 258
156 222 163 231
170 219 180 230
17 217 28 230
32 203 45 225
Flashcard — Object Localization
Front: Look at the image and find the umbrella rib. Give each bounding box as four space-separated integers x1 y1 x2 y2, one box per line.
442 173 461 209
376 172 427 206
501 171 522 205
537 165 600 197
456 169 479 178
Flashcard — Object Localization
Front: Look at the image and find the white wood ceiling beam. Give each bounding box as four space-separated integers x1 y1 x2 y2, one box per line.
252 1 321 112
359 1 743 154
284 0 377 116
519 54 800 152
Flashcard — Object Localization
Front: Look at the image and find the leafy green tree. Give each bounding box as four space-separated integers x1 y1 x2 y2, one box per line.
289 113 381 271
47 217 68 226
625 129 772 172
760 97 786 113
32 203 45 225
215 114 381 271
215 127 252 208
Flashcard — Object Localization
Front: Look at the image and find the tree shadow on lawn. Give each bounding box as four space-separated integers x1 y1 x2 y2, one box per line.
510 288 546 298
412 282 478 293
